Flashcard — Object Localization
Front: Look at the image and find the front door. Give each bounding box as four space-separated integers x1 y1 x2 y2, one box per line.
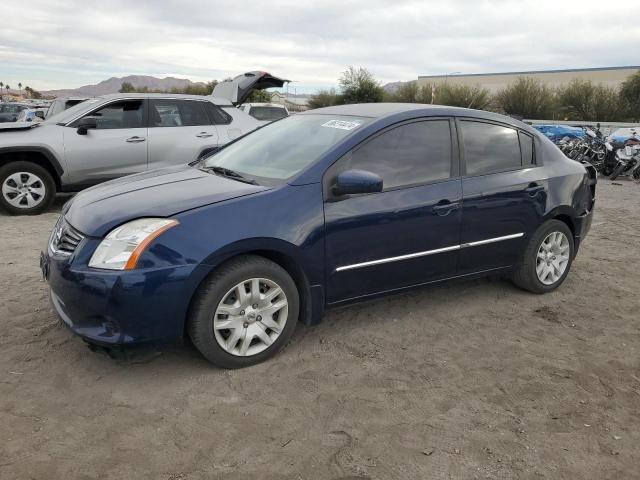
63 99 148 185
323 119 462 303
457 119 547 273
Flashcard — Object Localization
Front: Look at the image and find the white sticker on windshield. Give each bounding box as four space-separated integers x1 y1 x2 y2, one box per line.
321 119 362 131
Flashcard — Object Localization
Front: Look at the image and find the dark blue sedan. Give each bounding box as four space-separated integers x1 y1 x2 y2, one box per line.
41 104 596 368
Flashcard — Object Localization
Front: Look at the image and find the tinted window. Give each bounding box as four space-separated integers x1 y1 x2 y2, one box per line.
461 121 521 175
80 100 144 129
519 132 535 166
249 106 288 121
346 120 452 190
204 102 232 124
150 99 210 127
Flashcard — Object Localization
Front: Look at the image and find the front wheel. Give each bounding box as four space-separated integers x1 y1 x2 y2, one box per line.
188 255 299 368
609 163 627 181
511 220 575 294
0 161 56 215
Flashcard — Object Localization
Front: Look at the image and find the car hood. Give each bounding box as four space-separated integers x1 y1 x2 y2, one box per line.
65 165 270 237
0 121 39 131
212 71 290 105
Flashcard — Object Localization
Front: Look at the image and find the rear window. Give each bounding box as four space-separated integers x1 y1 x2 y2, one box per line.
249 106 288 122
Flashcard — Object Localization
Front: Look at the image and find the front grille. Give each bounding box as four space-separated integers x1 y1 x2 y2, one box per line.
49 217 84 256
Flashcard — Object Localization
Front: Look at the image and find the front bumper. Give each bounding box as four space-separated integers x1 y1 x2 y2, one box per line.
41 249 197 347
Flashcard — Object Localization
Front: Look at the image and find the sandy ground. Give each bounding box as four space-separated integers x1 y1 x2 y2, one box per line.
0 180 639 480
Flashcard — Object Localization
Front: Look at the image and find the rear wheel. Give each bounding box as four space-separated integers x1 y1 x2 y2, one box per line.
0 161 56 215
511 220 575 294
188 255 299 368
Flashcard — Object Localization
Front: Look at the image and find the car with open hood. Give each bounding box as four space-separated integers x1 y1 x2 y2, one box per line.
41 103 596 368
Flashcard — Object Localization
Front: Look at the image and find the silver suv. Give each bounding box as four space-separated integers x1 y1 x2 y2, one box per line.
0 93 261 214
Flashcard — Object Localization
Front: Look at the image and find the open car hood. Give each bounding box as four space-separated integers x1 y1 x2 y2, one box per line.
212 71 290 106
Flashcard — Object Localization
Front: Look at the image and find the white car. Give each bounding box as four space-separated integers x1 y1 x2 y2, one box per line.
238 103 289 124
0 93 262 214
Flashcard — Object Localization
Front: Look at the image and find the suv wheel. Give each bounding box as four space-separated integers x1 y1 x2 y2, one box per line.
0 161 56 215
511 220 575 294
188 255 299 368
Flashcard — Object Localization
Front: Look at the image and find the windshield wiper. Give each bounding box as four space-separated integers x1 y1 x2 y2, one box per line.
200 165 259 185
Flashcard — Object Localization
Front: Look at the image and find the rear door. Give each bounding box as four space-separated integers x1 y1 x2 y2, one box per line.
323 119 462 303
146 99 219 169
458 119 546 274
63 99 147 185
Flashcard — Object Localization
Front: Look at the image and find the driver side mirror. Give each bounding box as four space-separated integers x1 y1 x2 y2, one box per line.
76 116 98 135
333 169 383 196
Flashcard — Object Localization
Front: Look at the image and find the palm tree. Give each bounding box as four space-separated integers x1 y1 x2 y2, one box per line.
5 85 10 97
18 82 22 96
0 82 3 101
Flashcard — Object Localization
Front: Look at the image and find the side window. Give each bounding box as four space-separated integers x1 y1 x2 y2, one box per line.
149 99 210 127
84 100 144 129
461 121 521 176
345 120 452 190
204 102 232 125
519 131 535 166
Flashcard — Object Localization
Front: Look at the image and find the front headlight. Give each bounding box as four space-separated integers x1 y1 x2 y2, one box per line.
89 218 178 270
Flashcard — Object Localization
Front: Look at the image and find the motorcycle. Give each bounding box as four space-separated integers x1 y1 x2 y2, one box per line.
609 144 640 181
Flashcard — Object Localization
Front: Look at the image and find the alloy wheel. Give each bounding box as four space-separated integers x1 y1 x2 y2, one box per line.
213 278 288 356
536 231 570 285
2 172 47 209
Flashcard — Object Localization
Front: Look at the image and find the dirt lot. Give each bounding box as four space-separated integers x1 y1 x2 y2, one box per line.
1 180 639 480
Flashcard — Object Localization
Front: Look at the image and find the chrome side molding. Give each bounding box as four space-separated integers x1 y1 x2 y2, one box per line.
336 233 525 272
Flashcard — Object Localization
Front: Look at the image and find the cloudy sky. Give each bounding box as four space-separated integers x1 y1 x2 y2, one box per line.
2 0 639 93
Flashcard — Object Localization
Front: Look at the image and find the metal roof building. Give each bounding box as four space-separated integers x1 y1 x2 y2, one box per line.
417 66 640 93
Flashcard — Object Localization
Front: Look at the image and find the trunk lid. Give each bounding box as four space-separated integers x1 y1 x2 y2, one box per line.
212 71 290 106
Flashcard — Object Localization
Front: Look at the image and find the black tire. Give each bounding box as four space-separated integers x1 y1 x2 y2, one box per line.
511 220 575 294
0 161 56 215
188 255 299 368
609 163 626 181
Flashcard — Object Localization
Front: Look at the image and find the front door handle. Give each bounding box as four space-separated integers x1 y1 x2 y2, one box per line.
196 132 214 138
126 136 146 143
432 200 460 216
525 183 544 196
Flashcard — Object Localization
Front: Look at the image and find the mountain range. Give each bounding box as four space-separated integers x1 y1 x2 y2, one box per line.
42 75 207 97
39 75 409 98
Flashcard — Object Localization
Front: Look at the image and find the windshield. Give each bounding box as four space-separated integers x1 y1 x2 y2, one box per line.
249 106 288 121
0 104 27 114
201 114 369 183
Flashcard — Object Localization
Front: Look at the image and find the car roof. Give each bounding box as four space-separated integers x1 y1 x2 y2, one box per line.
93 92 233 106
301 103 532 130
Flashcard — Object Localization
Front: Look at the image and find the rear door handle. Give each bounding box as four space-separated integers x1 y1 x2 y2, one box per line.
432 201 460 216
196 132 214 138
126 136 146 143
525 183 545 196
